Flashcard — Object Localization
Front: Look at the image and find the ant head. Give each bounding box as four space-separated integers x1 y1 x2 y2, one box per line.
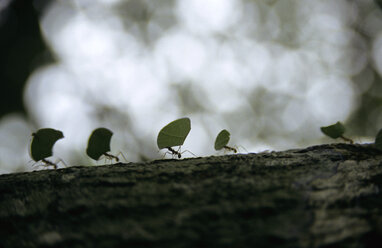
177 153 181 159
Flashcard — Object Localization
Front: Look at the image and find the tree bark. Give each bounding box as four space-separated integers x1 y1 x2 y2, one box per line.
1 143 382 248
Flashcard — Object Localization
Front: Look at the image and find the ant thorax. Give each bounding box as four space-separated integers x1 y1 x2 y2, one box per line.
167 147 182 158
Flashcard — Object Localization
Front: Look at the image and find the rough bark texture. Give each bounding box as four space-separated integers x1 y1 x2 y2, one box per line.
1 143 382 247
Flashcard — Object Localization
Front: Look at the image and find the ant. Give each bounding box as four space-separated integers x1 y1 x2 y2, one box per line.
104 152 120 162
101 152 127 163
162 146 196 159
31 158 66 170
166 147 182 158
223 145 237 153
41 159 59 169
340 136 354 144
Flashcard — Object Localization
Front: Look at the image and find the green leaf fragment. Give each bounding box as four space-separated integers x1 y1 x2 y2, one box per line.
157 117 191 149
30 128 64 162
375 129 382 150
214 129 230 150
320 121 345 139
86 128 114 160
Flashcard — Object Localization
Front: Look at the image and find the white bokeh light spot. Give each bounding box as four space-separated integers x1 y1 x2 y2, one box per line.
176 0 242 34
154 31 209 79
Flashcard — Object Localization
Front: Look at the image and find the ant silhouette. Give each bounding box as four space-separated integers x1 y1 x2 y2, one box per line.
30 158 66 170
162 146 196 159
41 159 59 169
223 145 237 153
166 147 182 158
103 152 120 162
101 152 127 163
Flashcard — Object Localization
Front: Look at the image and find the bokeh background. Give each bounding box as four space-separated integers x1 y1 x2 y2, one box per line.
1 0 382 174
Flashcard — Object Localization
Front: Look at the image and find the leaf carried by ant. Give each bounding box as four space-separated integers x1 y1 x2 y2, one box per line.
214 129 230 150
157 117 191 149
375 129 382 150
320 121 345 139
30 128 64 162
86 128 114 161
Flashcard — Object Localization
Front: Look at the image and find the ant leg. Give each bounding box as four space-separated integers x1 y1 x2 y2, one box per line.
167 147 180 159
172 146 197 158
30 161 44 170
42 159 58 169
160 151 167 159
158 150 166 159
115 151 128 162
172 147 181 159
54 158 67 168
27 159 37 167
223 146 237 153
104 152 119 163
178 148 197 158
161 150 173 159
237 145 248 153
340 135 354 144
29 160 39 168
224 146 237 153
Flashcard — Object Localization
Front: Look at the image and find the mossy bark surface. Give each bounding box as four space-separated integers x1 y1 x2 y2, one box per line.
1 143 382 247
